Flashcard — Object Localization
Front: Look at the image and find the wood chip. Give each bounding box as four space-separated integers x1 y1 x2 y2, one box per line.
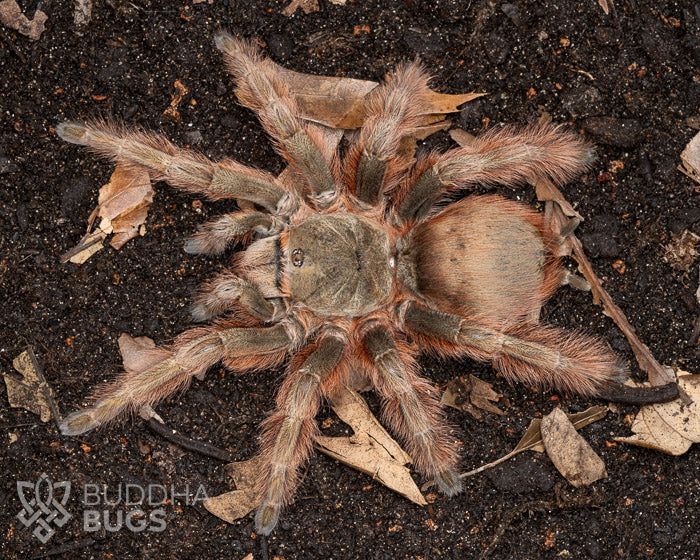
679 131 700 183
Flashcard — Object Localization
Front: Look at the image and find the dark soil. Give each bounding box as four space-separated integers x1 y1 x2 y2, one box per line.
1 1 699 559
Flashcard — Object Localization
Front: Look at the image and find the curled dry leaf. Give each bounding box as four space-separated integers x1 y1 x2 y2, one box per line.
615 373 699 455
441 374 504 420
678 131 700 183
540 407 607 487
204 455 266 523
316 387 427 505
61 164 154 264
451 406 607 483
0 0 48 41
662 230 699 272
3 349 60 424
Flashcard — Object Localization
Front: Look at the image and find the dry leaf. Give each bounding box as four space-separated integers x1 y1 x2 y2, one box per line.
679 132 700 183
0 0 47 41
282 0 319 16
273 65 483 130
316 387 426 505
615 374 699 455
204 455 266 523
61 164 154 264
540 407 607 487
542 197 676 388
662 230 699 272
441 375 504 420
449 406 607 483
117 333 170 375
3 349 60 423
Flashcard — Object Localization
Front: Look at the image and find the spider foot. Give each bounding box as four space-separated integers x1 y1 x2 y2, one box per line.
434 469 463 497
60 408 100 436
255 503 281 536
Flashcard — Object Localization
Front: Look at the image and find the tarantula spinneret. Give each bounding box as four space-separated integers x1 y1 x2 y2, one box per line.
57 33 671 535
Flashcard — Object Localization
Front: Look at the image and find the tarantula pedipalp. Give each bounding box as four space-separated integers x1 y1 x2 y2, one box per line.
57 33 661 536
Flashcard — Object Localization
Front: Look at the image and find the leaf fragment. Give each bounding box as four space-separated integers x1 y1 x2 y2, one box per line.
454 406 607 481
678 131 700 183
3 349 60 423
441 375 504 420
540 407 607 487
204 456 266 523
316 387 426 505
61 164 154 264
615 373 699 455
0 0 48 41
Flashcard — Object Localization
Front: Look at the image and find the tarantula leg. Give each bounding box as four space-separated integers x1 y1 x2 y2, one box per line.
56 121 291 213
191 272 276 322
345 62 431 205
405 304 623 395
255 336 345 535
184 211 281 255
362 327 462 495
59 323 290 436
396 124 594 223
215 33 337 203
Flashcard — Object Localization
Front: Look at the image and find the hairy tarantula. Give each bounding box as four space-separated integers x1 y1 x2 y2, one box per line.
57 33 666 535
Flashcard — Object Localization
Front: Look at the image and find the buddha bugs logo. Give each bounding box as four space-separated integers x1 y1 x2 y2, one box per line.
17 474 72 543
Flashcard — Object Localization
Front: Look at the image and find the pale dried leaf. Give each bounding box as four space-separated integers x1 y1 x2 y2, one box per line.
441 375 504 420
272 65 483 130
96 166 153 232
316 387 426 505
447 406 607 484
117 333 169 375
204 456 266 523
533 176 583 221
3 350 59 423
61 165 153 264
679 131 700 183
541 407 607 487
282 0 319 16
615 373 699 455
0 0 47 41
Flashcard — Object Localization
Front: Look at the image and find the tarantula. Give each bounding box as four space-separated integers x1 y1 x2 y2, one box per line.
57 34 668 535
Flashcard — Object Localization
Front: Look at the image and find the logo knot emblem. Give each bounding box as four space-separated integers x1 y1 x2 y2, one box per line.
17 473 72 543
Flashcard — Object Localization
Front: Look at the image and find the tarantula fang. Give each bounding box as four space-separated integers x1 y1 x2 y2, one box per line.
57 33 677 535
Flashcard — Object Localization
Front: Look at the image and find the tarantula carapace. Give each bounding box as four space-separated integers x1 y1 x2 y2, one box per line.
58 34 651 535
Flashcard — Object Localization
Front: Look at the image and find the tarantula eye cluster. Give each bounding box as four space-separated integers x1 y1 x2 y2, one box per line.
58 33 658 535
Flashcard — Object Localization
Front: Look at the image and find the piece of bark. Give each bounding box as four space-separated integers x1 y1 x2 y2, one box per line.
0 0 47 41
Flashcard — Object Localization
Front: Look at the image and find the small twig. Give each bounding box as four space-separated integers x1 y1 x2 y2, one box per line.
31 538 96 559
596 381 680 405
146 418 234 462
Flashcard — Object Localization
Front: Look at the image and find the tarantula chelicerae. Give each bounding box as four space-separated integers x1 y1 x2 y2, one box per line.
57 34 665 535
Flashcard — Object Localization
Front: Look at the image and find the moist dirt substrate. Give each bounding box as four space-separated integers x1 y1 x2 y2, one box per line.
1 1 698 559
